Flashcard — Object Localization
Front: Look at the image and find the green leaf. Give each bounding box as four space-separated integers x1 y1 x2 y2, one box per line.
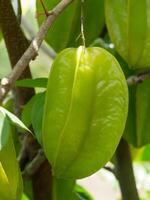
0 112 10 150
140 144 150 161
124 79 150 147
22 94 40 128
22 92 45 144
15 78 48 88
23 180 33 200
2 96 13 112
21 194 30 200
36 0 105 52
52 178 75 200
105 0 150 69
75 185 93 200
42 47 128 179
31 92 45 144
0 111 23 199
0 132 23 200
0 106 31 134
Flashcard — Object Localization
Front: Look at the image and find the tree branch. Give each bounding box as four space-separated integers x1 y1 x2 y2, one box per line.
0 0 34 106
22 149 46 180
17 0 22 24
103 166 118 178
21 16 56 59
127 71 150 86
0 0 74 103
115 139 139 200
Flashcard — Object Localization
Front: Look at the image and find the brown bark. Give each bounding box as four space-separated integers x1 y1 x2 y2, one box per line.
0 1 52 199
32 160 52 200
115 138 139 200
0 0 33 105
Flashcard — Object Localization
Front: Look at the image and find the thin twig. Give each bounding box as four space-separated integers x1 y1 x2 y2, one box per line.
103 166 118 179
127 71 150 86
39 0 49 17
17 0 22 24
22 149 46 179
0 0 74 103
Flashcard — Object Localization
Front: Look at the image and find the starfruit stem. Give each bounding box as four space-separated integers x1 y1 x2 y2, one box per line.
36 11 54 18
81 0 86 51
37 0 54 18
39 0 49 17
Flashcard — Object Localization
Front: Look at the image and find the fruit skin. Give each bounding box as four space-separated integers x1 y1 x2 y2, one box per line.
42 46 128 179
105 0 150 69
36 0 105 52
0 30 2 41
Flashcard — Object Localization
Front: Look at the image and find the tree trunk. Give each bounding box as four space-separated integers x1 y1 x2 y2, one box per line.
0 1 52 199
115 138 139 200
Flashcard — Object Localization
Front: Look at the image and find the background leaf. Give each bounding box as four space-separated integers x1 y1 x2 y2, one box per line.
21 194 30 200
22 92 45 144
36 0 105 52
16 78 48 88
75 184 93 200
124 79 150 147
0 133 23 200
0 106 31 134
52 178 75 200
0 112 10 150
140 144 150 161
31 92 45 144
22 94 41 128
